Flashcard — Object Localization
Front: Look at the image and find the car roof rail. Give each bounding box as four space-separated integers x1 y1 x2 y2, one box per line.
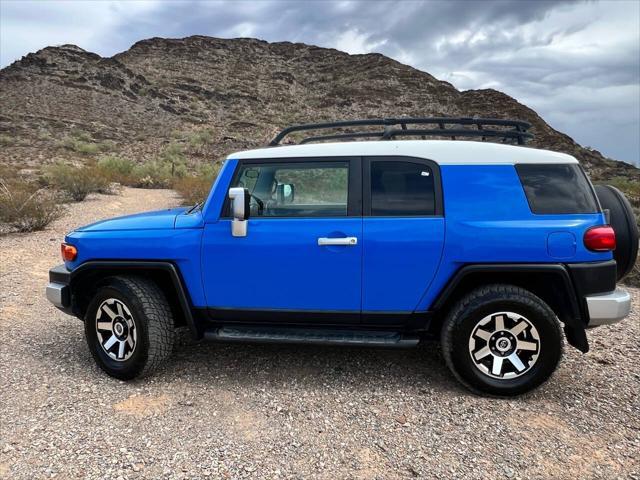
269 117 534 146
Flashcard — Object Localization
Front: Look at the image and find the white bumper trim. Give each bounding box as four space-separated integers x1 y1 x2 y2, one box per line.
586 287 631 327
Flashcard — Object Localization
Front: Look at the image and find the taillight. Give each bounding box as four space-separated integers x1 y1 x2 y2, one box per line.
584 226 616 252
61 243 77 261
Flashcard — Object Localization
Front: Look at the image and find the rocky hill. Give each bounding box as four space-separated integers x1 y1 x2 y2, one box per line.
0 35 638 183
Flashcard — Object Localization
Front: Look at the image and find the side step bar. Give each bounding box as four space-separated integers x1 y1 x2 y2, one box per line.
204 327 419 348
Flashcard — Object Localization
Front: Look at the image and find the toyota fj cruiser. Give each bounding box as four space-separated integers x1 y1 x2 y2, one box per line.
46 118 638 396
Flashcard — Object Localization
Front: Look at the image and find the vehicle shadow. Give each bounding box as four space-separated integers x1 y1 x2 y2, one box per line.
167 337 463 394
40 319 464 394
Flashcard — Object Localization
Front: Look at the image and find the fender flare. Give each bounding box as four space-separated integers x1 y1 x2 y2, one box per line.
431 263 588 352
70 261 199 338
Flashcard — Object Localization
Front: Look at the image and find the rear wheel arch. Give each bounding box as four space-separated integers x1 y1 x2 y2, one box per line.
69 261 197 337
430 264 587 352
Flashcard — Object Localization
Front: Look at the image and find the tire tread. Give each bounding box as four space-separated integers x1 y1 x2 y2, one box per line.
441 283 563 396
118 276 175 377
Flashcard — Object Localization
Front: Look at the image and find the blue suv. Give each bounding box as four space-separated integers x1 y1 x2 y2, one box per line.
46 118 637 396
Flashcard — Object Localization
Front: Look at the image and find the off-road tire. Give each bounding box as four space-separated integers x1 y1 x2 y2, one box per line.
84 275 175 380
594 184 639 280
441 284 563 396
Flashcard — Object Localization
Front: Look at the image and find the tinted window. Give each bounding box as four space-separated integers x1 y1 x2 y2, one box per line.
370 161 435 216
516 164 598 214
232 162 348 217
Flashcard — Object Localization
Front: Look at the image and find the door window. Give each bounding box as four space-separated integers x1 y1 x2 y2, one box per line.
370 161 436 216
232 161 349 217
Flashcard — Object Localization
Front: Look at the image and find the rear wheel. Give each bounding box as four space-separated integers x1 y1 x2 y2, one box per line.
84 276 175 380
441 284 563 396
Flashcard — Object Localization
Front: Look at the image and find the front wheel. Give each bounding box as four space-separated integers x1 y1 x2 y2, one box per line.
84 276 175 380
441 284 563 396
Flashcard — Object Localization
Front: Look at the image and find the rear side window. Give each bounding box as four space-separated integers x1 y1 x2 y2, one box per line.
371 161 435 216
516 164 599 214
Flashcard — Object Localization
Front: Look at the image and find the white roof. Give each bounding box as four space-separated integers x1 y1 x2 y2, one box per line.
228 140 578 165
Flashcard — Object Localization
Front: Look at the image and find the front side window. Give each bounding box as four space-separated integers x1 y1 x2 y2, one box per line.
232 161 348 217
370 161 436 216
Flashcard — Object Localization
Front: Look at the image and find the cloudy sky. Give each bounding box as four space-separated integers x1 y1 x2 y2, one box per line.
1 0 639 165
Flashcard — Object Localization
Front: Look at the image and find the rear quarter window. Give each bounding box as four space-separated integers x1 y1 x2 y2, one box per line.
516 163 599 214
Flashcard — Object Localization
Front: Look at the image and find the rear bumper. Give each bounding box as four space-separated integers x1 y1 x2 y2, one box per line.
46 264 73 315
585 287 631 327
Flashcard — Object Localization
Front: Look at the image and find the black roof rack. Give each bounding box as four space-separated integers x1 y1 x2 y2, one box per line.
269 117 533 146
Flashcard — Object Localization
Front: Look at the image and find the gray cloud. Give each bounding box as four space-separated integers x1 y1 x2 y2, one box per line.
1 0 638 164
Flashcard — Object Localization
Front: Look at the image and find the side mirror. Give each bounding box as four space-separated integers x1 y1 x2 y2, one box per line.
228 187 250 237
276 183 295 204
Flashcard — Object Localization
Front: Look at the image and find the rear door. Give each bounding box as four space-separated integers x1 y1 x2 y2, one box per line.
202 157 363 319
362 156 445 319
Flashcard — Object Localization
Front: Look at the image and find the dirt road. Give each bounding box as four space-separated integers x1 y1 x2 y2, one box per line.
1 188 638 479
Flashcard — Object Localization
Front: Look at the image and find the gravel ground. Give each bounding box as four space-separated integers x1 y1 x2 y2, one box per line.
1 187 639 479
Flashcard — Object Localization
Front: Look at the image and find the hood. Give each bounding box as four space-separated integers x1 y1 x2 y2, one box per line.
75 207 189 232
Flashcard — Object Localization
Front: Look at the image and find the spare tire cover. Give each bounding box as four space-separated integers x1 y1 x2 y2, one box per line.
594 184 639 280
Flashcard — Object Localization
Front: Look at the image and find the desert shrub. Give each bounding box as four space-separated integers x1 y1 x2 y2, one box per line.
0 164 19 181
117 143 189 188
0 134 16 147
173 162 220 205
45 163 111 201
59 130 115 156
173 176 213 205
187 129 215 150
131 161 176 188
97 149 191 189
61 138 101 155
0 180 63 232
97 155 137 185
100 140 117 152
160 142 187 171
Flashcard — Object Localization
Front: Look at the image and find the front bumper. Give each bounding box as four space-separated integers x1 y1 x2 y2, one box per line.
586 287 631 327
46 264 73 315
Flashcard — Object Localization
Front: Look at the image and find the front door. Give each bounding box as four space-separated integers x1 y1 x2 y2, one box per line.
202 157 362 320
362 156 445 317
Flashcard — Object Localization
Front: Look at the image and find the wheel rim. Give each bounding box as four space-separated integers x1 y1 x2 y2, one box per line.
468 311 540 379
95 298 137 361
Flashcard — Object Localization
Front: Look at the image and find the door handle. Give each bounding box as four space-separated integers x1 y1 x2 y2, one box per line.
318 237 358 246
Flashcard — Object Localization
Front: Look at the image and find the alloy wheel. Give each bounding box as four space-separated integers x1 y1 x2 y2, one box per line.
468 311 540 379
95 298 137 361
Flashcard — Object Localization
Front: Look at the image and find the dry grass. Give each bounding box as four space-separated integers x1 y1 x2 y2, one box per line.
172 176 214 205
172 162 220 205
0 180 63 233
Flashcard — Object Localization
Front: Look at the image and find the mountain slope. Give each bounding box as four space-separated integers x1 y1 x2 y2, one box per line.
0 35 637 182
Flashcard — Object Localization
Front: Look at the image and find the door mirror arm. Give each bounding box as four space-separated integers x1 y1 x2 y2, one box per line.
228 187 250 237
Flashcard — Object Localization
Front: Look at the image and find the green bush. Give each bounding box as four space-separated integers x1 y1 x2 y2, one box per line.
0 134 16 147
188 129 215 149
61 138 101 155
115 143 189 188
44 163 111 201
131 161 175 188
59 131 115 156
0 181 63 232
160 143 187 170
97 155 136 185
